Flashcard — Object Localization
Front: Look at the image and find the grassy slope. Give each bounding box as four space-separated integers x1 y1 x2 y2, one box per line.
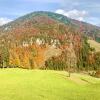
0 69 100 100
88 40 100 52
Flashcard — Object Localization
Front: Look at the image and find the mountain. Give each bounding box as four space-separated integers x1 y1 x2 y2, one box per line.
0 11 100 70
0 11 100 42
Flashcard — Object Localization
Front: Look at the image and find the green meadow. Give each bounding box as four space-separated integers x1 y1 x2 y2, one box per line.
0 68 100 100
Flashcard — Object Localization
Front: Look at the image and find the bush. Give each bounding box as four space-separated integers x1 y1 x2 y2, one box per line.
95 70 100 78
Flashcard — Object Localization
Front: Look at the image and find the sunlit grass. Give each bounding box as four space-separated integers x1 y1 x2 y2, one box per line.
0 68 100 100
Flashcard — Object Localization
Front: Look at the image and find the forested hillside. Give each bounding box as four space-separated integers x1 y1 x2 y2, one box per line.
0 11 100 71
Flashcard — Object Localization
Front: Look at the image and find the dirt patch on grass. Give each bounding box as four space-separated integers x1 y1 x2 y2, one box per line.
55 71 89 85
67 75 89 85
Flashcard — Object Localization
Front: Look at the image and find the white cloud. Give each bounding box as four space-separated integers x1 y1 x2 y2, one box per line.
55 9 88 21
0 18 12 26
55 9 65 14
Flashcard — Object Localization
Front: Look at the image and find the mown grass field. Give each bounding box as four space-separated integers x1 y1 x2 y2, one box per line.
0 69 100 100
88 40 100 52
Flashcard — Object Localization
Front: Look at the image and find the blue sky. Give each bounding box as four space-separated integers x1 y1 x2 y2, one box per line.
0 0 100 26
